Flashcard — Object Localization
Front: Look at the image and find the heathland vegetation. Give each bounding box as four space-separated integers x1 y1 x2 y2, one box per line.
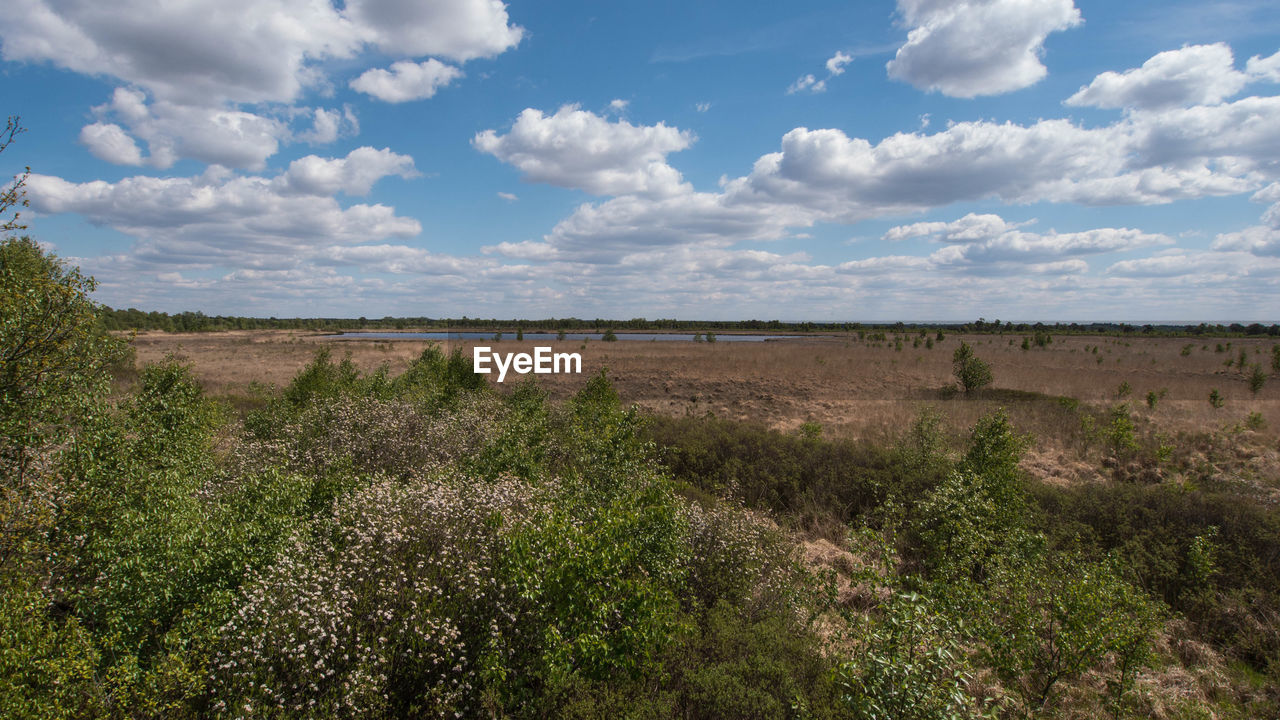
4 122 1280 718
4 234 1280 718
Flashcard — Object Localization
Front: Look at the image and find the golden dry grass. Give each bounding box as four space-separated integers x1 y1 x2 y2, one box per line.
129 330 1280 465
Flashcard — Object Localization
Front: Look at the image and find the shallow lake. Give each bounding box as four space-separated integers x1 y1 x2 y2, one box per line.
329 331 804 342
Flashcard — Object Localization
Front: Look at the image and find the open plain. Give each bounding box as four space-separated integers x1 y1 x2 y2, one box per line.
131 329 1280 488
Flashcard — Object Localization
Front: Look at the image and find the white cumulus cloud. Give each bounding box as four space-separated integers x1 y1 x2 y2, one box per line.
79 122 144 166
278 147 419 197
473 106 695 198
1246 50 1280 83
24 163 422 271
3 0 523 167
1066 43 1249 110
349 59 463 102
887 0 1082 98
884 213 1171 269
826 51 853 76
342 0 523 61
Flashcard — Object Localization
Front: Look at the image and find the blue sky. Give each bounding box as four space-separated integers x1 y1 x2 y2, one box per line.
2 0 1279 321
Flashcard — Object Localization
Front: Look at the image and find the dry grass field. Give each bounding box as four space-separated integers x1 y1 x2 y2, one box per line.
129 328 1280 489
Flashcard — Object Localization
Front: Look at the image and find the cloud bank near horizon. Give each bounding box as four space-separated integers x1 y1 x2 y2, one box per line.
5 1 1280 320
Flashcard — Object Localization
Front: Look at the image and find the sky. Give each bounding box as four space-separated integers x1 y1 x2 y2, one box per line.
2 0 1280 322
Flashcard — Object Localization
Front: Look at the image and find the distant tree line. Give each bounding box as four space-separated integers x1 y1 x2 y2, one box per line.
99 306 1280 337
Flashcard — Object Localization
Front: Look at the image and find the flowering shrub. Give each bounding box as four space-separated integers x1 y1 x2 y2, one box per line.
212 477 546 716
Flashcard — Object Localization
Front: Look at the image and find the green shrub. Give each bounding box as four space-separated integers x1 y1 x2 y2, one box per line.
1209 388 1225 408
0 583 104 719
1249 364 1266 394
393 343 488 406
282 346 361 407
646 415 901 535
836 587 979 720
913 411 1031 581
978 552 1161 714
952 342 993 393
834 529 987 720
1105 404 1140 458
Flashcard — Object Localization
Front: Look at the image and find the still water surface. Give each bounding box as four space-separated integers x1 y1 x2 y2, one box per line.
331 331 803 342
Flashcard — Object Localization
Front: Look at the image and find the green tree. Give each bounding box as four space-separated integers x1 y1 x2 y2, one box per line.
1249 364 1266 395
1 116 29 235
952 341 993 393
1 237 127 576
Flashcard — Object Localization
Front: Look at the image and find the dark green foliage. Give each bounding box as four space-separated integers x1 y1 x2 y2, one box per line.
914 410 1031 581
1 236 128 488
602 328 618 341
836 530 986 720
556 602 842 720
667 602 839 720
1104 403 1140 457
0 236 131 659
1249 364 1266 394
281 346 361 406
1210 388 1225 408
1030 479 1280 676
645 414 912 535
836 586 978 720
1146 389 1165 409
977 552 1161 712
394 342 488 403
